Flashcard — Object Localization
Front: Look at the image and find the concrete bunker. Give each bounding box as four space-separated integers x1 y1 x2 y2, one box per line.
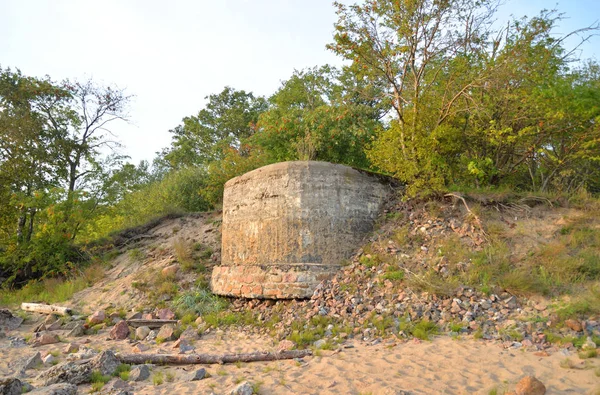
210 161 391 299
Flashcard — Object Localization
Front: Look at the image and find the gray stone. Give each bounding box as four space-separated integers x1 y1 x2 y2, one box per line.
18 352 43 373
146 330 158 341
187 368 206 381
135 326 151 340
0 377 23 395
66 323 84 337
0 309 23 330
128 365 150 382
36 351 119 386
230 381 254 395
29 383 77 394
313 339 327 349
156 324 175 342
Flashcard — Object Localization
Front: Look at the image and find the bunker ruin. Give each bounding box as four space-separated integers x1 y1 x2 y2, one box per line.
210 161 391 299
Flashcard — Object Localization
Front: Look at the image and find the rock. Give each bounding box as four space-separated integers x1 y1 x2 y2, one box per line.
504 296 518 309
29 383 77 394
564 319 583 332
0 309 24 330
132 343 150 353
87 310 106 325
63 343 79 354
194 316 204 326
65 326 84 339
187 368 206 381
0 377 23 395
514 376 546 395
135 326 151 340
42 354 56 365
46 321 62 331
109 321 130 340
313 339 327 349
178 327 200 341
31 333 59 347
161 264 179 277
581 337 597 350
230 381 254 395
146 330 158 341
18 351 43 373
277 340 295 351
156 324 175 342
129 365 150 382
103 378 131 392
141 313 154 320
62 320 83 330
173 338 195 353
126 311 142 320
36 351 119 386
156 308 175 320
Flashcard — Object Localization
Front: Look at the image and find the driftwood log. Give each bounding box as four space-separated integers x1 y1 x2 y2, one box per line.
117 349 312 365
126 319 178 328
21 303 72 316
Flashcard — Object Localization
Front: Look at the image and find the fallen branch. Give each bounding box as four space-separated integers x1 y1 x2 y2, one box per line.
126 319 178 328
117 349 312 365
21 303 72 316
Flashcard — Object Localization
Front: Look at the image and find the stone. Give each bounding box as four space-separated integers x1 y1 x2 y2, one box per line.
65 324 84 337
277 340 295 351
504 296 518 309
46 321 62 331
36 351 119 386
230 381 254 395
186 368 206 381
126 311 142 320
132 343 150 353
0 377 23 395
29 383 77 394
129 365 150 382
211 161 392 299
103 378 131 392
63 343 79 354
42 354 56 365
313 339 327 349
179 327 200 341
141 313 154 320
582 337 597 350
173 338 195 353
564 319 583 332
31 333 59 347
156 324 175 342
62 320 83 330
18 351 43 373
87 311 106 325
156 308 175 320
514 376 546 395
110 321 130 340
161 264 179 277
135 326 151 340
146 330 158 341
0 309 24 330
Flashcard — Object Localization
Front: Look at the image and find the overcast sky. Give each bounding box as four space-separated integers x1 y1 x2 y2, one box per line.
2 0 599 165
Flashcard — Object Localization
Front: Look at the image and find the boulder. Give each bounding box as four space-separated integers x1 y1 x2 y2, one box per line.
514 376 546 395
161 264 179 278
36 351 119 386
156 324 175 342
128 365 150 382
135 326 151 340
231 381 254 395
156 308 175 320
109 321 130 340
0 309 23 330
17 352 43 373
31 333 59 347
186 368 206 381
29 383 77 394
0 377 23 395
87 311 106 326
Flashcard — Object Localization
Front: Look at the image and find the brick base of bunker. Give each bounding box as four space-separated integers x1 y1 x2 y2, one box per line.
211 161 391 299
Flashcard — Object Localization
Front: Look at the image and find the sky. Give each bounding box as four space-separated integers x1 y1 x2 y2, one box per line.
2 0 599 165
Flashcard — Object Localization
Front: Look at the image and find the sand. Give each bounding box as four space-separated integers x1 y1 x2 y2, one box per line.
2 325 598 395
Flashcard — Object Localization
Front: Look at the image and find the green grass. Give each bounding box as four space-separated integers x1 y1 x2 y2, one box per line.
381 270 404 281
0 263 104 306
152 372 164 386
90 370 111 392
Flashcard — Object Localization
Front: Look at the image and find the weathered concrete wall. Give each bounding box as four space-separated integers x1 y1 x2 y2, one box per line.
211 161 391 299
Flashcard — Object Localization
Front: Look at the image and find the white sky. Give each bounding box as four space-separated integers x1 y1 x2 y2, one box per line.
2 0 599 164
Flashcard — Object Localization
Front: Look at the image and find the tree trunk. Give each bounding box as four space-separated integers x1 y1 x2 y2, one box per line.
117 349 312 365
21 303 73 316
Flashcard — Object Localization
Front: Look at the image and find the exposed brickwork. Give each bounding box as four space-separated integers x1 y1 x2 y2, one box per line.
211 161 391 299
